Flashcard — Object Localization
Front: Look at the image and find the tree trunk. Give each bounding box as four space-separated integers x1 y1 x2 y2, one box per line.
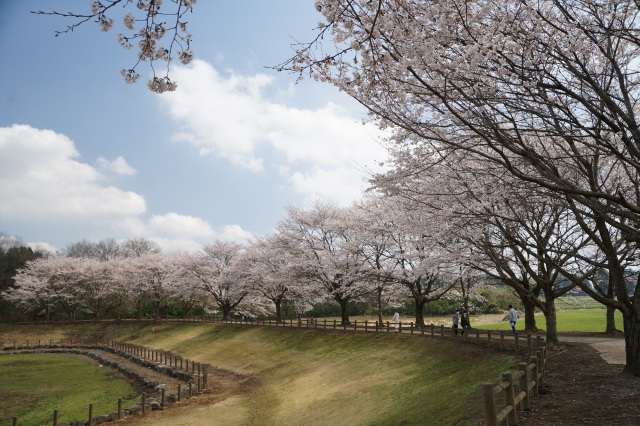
520 295 538 332
522 301 537 332
622 311 640 376
544 297 558 344
605 283 618 333
222 305 231 320
275 299 283 323
414 298 426 326
609 259 639 375
335 295 350 325
606 306 618 333
377 287 384 325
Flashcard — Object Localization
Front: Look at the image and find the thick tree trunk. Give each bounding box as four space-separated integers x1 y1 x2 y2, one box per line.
544 297 558 344
523 301 538 332
275 299 283 323
336 297 350 325
222 305 231 320
414 298 426 326
518 293 538 332
605 283 618 333
609 257 639 375
605 306 618 333
622 312 640 376
377 287 384 325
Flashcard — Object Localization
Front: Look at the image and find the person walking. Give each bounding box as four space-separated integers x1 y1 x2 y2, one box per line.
452 311 459 335
508 305 518 334
460 310 470 335
392 311 400 332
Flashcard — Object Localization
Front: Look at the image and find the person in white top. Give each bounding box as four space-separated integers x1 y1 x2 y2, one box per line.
508 305 518 334
392 311 400 332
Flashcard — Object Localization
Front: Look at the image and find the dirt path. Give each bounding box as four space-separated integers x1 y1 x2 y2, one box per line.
519 336 640 425
559 334 626 365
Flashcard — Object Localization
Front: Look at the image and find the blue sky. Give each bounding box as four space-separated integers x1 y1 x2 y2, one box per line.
0 1 387 252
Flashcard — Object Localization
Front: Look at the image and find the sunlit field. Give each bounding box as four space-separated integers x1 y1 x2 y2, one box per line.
0 352 138 425
0 321 516 426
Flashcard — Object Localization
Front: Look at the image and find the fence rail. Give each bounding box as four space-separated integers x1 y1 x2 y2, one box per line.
160 315 546 357
481 346 547 425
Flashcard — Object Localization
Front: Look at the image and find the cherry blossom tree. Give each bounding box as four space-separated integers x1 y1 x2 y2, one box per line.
182 241 250 319
3 258 57 320
277 201 369 325
351 195 404 324
126 253 179 320
34 0 196 92
240 235 303 323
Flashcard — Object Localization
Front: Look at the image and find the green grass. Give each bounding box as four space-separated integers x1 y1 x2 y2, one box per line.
0 322 518 426
0 353 139 426
480 309 624 333
128 323 517 425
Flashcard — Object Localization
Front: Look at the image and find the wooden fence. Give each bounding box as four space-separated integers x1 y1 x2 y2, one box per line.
481 345 547 425
2 319 548 425
167 315 546 357
1 339 210 426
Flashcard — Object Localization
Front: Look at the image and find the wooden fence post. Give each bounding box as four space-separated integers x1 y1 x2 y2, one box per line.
161 387 165 407
118 398 122 420
430 324 435 337
500 331 505 350
536 349 545 387
518 362 530 411
203 366 208 388
53 409 58 426
530 356 539 396
501 372 518 426
12 417 17 426
440 324 444 337
142 392 146 414
410 322 414 335
88 403 93 426
398 321 402 334
333 319 337 330
178 384 182 402
387 321 390 333
481 383 498 426
536 346 547 376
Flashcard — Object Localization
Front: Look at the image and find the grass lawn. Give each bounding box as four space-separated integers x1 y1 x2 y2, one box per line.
0 322 518 426
479 309 624 333
129 323 518 426
0 352 139 425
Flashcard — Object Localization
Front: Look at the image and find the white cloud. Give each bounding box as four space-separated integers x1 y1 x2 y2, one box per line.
97 156 137 176
116 212 253 252
26 241 58 254
147 212 216 238
0 124 146 220
161 60 389 205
